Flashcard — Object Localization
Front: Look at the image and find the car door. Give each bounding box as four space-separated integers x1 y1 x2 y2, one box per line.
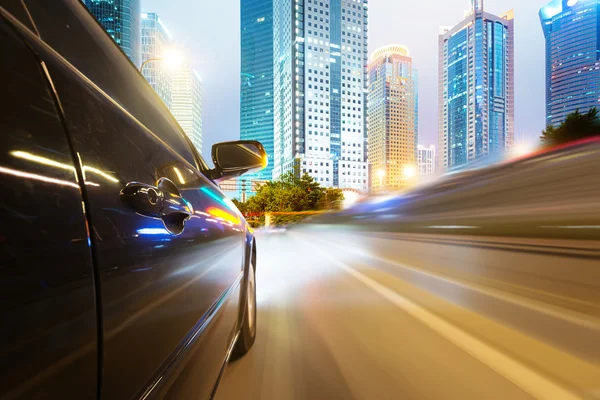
14 1 247 399
0 10 97 399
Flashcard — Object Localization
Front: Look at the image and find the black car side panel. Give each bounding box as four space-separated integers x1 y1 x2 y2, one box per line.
12 3 247 399
0 16 97 399
41 48 244 400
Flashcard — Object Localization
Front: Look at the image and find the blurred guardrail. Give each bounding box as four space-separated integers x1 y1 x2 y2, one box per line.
306 137 600 241
243 211 328 228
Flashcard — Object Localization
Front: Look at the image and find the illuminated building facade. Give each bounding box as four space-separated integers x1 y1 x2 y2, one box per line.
368 45 418 191
171 59 203 153
273 0 369 192
141 12 173 108
438 0 514 171
84 0 141 67
417 144 436 176
540 0 600 127
240 0 275 197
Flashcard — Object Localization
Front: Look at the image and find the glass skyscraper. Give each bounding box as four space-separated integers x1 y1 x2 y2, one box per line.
140 14 202 153
540 0 600 127
272 0 369 192
171 59 203 154
368 45 418 191
240 0 275 195
438 0 514 171
83 0 141 68
141 13 173 108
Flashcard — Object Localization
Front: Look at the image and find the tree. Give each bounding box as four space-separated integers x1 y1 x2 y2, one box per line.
235 171 344 226
320 188 344 210
231 198 246 214
541 108 600 146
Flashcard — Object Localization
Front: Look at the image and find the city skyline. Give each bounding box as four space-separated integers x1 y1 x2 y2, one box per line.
144 0 547 164
84 0 571 179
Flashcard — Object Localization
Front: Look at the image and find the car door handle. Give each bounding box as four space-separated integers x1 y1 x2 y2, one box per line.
120 178 192 234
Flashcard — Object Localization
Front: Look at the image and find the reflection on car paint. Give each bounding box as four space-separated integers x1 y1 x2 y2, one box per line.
136 228 170 235
11 150 120 183
0 165 80 188
172 166 186 184
206 207 241 225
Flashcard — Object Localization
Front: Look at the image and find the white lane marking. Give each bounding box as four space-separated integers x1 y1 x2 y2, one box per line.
424 225 479 229
321 237 600 331
541 226 600 229
295 235 585 400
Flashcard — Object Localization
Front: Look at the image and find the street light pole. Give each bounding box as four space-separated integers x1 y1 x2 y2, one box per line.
241 179 247 203
139 57 163 74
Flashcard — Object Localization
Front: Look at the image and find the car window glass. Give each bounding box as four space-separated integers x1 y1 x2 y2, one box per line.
22 0 207 171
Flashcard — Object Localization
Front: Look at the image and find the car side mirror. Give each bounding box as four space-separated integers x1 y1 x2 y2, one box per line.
210 140 267 182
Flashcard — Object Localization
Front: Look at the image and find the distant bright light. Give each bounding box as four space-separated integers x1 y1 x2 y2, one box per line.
341 190 360 209
162 49 184 70
402 165 417 179
512 142 536 158
377 169 385 178
567 0 578 6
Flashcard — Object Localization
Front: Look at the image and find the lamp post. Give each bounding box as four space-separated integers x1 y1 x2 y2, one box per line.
139 57 162 73
139 49 184 73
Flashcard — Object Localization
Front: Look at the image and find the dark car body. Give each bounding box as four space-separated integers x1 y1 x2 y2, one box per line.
0 1 259 398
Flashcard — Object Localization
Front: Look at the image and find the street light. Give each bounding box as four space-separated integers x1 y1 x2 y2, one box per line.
402 165 417 180
377 168 385 190
139 49 184 73
512 141 537 158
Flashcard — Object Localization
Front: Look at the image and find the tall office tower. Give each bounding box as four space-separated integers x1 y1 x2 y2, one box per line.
141 13 173 108
417 144 436 176
540 0 600 127
438 0 514 171
367 45 418 191
240 0 275 194
273 0 369 192
171 60 203 153
83 0 141 67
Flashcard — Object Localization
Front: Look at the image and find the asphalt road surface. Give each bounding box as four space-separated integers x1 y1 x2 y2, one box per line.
216 227 600 400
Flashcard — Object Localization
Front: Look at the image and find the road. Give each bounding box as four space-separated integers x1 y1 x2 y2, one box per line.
216 227 600 400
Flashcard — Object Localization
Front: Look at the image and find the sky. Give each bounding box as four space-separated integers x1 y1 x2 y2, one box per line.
144 0 549 162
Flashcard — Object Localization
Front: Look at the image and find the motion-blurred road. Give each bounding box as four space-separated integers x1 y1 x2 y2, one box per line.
217 228 600 400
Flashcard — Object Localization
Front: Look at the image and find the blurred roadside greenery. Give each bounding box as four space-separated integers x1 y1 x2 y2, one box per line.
541 107 600 145
232 170 344 227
